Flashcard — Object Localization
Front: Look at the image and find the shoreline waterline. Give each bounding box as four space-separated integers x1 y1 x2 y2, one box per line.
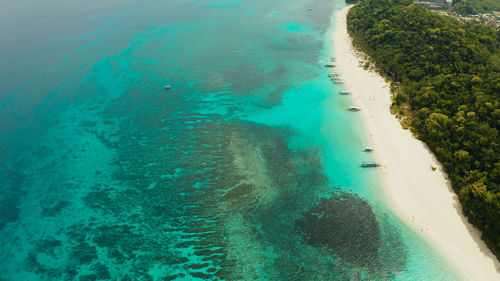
331 5 500 280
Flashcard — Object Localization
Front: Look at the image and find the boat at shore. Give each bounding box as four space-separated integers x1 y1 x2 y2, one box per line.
340 90 351 95
361 162 381 167
333 78 343 84
328 73 340 77
348 106 361 111
324 64 335 68
363 146 373 152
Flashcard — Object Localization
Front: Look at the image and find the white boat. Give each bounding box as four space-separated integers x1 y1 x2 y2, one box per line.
334 78 344 84
348 107 361 111
340 90 351 95
363 146 373 152
361 162 381 167
164 85 171 89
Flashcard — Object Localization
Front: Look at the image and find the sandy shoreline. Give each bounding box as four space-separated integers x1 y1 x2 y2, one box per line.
332 6 500 280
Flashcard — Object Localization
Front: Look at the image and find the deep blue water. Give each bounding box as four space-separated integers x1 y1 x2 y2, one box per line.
0 0 461 280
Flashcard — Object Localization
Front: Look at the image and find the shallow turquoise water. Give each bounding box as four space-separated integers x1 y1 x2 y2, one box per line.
0 0 461 280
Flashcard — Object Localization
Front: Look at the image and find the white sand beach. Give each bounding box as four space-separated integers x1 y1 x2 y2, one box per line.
332 6 500 280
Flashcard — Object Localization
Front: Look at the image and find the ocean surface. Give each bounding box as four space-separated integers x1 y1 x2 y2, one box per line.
0 0 462 280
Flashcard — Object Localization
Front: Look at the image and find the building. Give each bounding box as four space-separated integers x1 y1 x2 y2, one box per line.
413 0 453 10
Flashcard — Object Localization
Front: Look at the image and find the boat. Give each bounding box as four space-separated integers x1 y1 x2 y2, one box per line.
361 162 381 167
348 107 361 111
164 85 172 89
324 64 335 68
333 78 343 84
340 90 351 95
328 73 340 77
363 146 373 152
330 57 336 62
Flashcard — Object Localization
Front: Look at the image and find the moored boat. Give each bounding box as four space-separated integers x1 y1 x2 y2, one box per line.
363 146 373 152
348 106 361 111
361 162 381 167
324 64 335 68
340 90 351 95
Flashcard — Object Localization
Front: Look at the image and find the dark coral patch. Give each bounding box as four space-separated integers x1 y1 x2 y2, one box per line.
296 191 381 267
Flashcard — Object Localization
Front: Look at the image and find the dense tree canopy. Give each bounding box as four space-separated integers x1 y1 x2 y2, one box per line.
347 0 500 259
453 0 500 15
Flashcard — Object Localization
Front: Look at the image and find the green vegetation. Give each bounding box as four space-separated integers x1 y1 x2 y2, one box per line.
347 0 500 258
453 0 500 15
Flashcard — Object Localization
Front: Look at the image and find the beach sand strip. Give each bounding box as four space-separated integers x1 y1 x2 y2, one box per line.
332 6 500 280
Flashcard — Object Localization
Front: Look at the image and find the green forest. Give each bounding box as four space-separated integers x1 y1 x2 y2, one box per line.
453 0 500 15
347 0 500 258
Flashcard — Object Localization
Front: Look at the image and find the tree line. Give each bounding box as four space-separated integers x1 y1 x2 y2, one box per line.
347 0 500 259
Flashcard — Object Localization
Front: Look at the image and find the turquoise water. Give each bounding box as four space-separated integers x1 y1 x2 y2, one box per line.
0 0 462 280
